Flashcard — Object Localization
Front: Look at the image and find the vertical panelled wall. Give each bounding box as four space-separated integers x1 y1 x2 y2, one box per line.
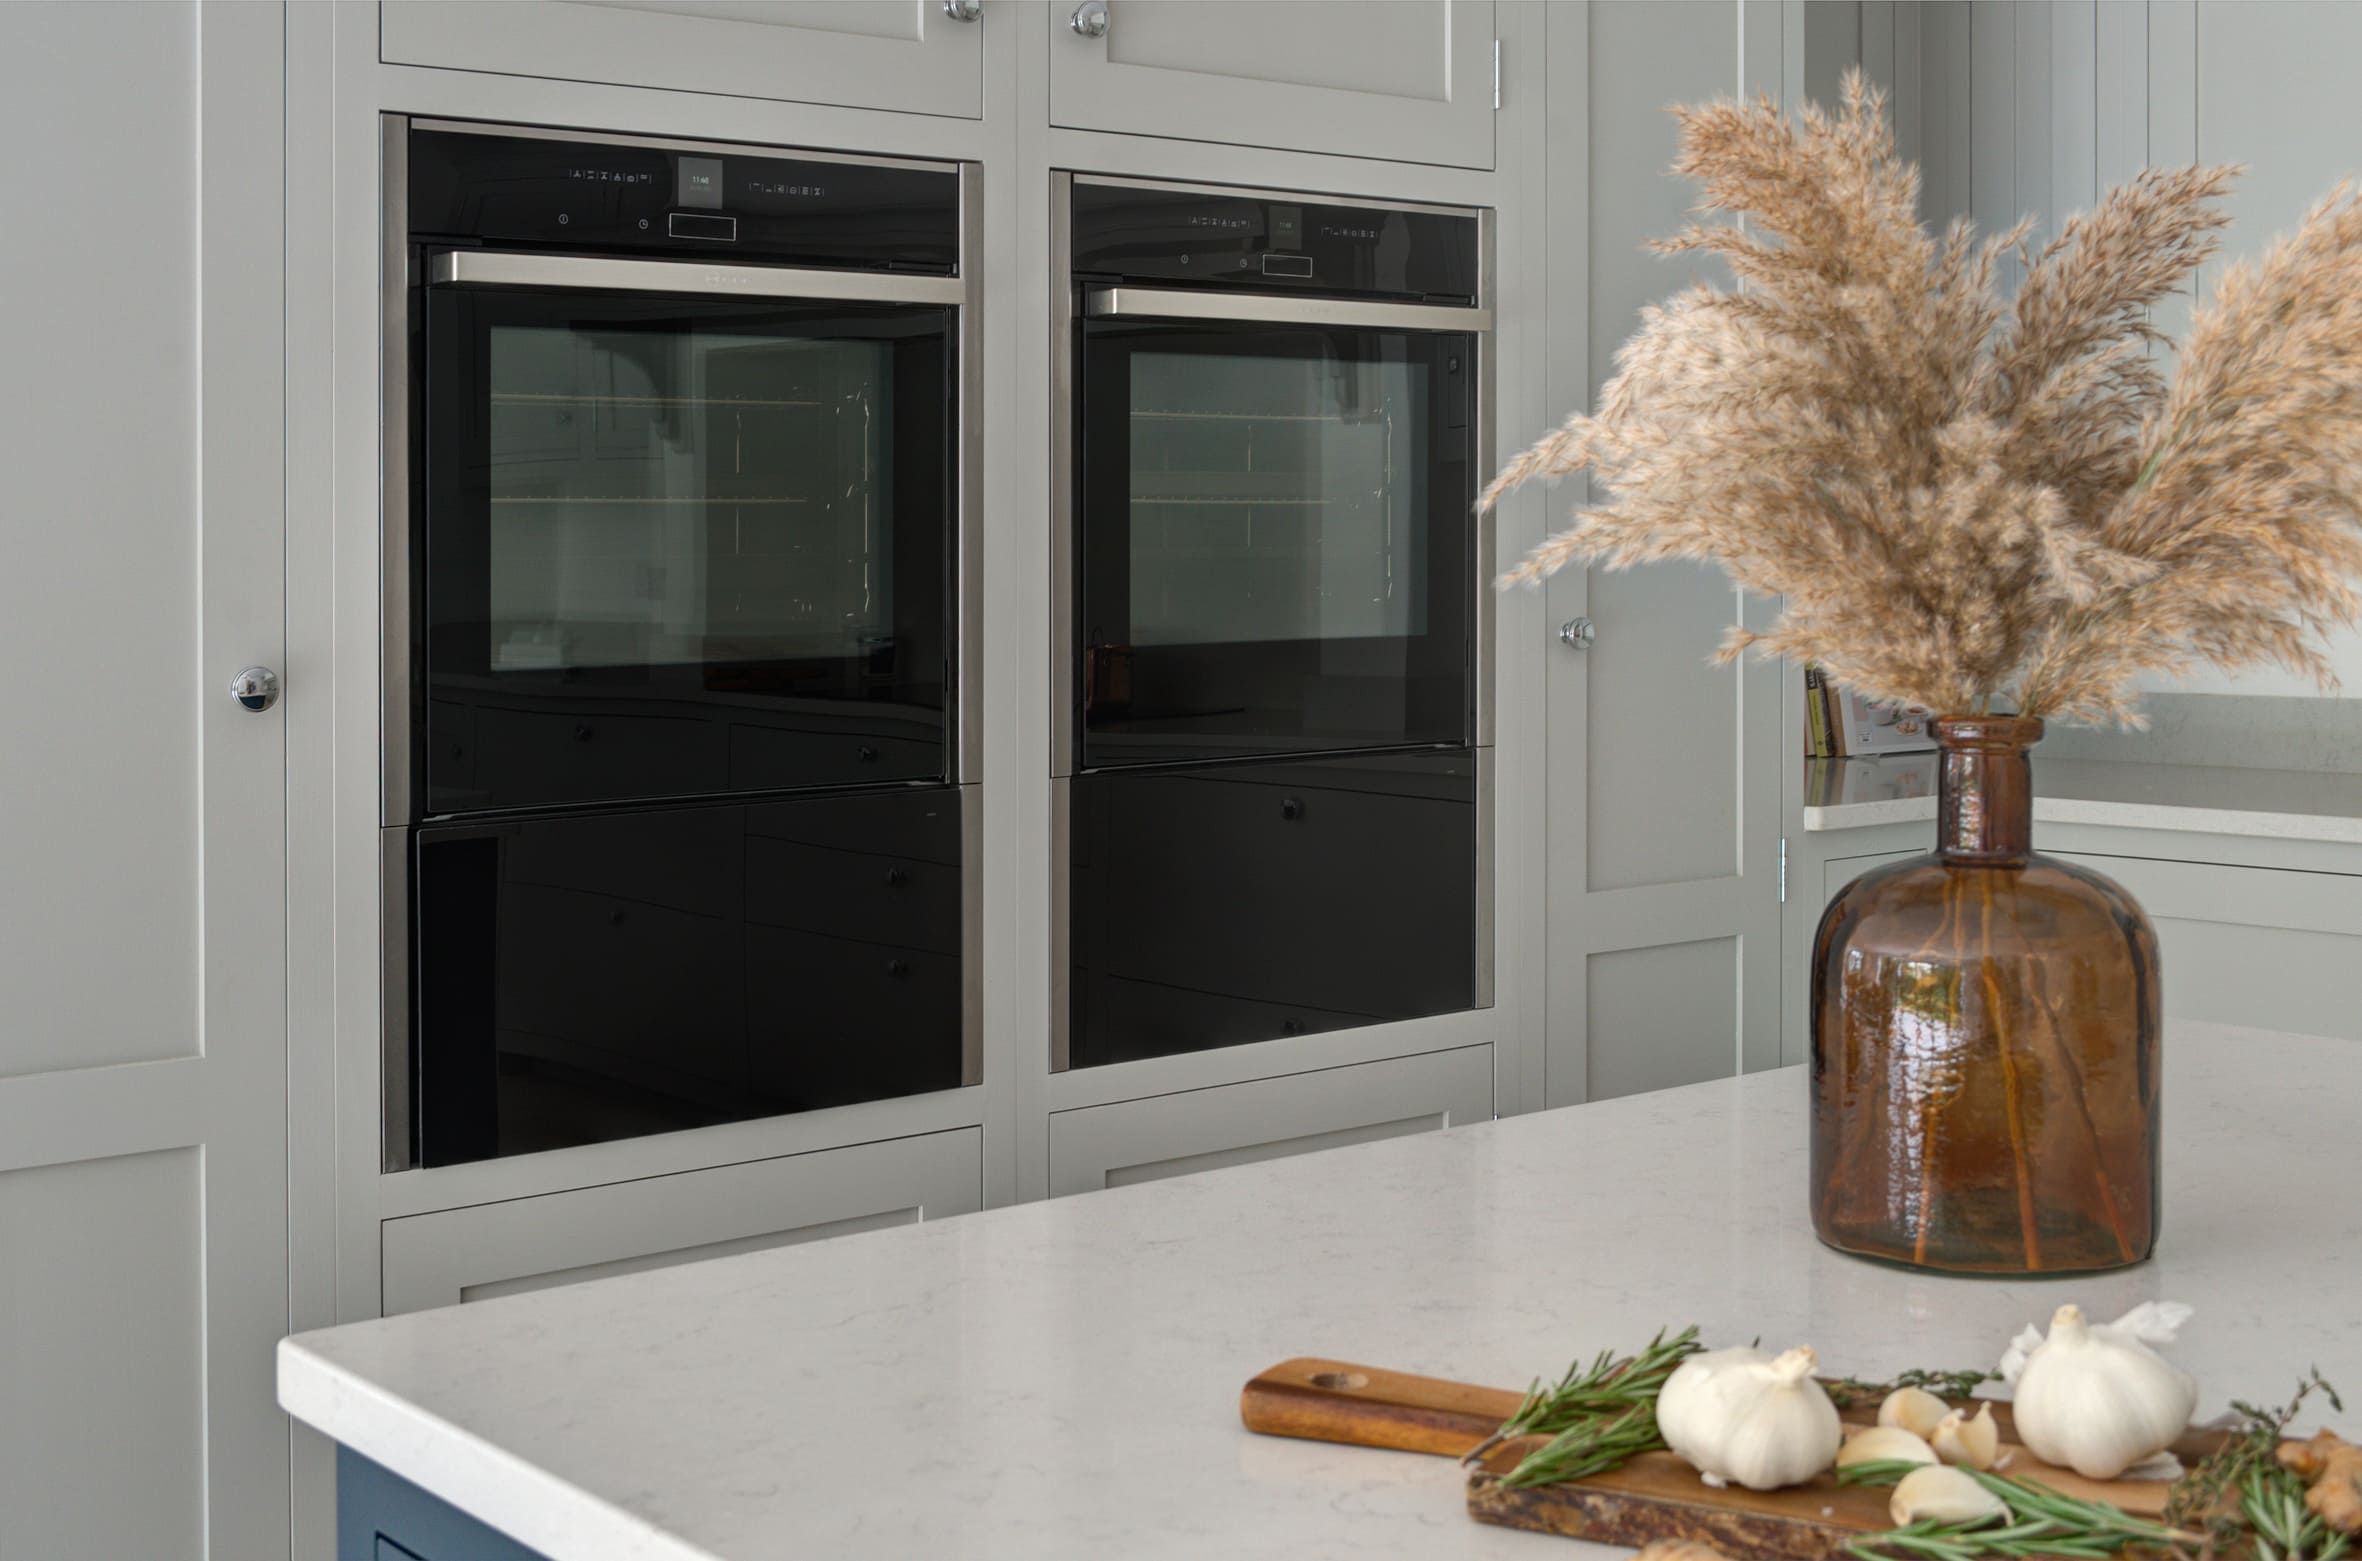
1540 3 1788 1107
1896 0 2362 694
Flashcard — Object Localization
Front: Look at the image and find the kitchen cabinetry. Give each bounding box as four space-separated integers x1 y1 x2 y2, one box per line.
1536 0 1789 1110
1049 0 1497 169
380 1128 980 1314
377 0 985 119
1046 1044 1491 1196
0 5 291 1558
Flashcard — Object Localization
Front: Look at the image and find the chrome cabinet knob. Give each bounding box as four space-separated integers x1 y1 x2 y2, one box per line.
942 0 981 20
229 665 281 712
1070 1 1109 38
1558 617 1596 651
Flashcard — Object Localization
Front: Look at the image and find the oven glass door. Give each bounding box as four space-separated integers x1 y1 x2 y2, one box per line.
421 284 953 817
1075 315 1475 769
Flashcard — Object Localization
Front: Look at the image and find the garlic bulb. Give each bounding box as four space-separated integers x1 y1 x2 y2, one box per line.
1931 1404 2000 1471
2007 1302 2199 1479
1838 1426 1940 1469
1656 1345 1843 1492
1891 1465 2008 1526
1879 1387 1952 1440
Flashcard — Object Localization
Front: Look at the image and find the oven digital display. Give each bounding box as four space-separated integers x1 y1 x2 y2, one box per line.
677 156 723 210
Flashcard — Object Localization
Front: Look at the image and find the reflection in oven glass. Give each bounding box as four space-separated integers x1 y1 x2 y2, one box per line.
1126 350 1428 648
484 325 895 674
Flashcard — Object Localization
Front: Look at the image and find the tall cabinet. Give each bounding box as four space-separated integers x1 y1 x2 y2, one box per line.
0 5 290 1557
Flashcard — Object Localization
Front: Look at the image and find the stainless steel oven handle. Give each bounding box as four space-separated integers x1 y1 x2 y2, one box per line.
429 250 967 306
1084 286 1491 333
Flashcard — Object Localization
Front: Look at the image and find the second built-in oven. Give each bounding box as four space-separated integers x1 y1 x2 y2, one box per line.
385 120 980 1169
1053 175 1493 1071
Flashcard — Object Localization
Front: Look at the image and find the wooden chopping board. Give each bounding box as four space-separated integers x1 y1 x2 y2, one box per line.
1242 1357 2230 1560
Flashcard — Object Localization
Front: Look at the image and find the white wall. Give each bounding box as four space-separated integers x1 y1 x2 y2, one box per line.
1903 0 2362 699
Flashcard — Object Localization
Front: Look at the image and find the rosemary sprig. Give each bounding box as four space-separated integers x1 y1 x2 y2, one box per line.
1466 1325 1703 1471
1824 1367 2001 1412
1497 1399 1670 1490
2243 1464 2353 1561
1842 1466 2202 1561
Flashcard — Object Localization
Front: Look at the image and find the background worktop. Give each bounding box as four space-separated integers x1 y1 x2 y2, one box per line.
1805 755 2362 844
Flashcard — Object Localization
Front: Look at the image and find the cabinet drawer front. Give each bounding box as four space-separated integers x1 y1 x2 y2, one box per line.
380 1 984 119
381 1126 981 1314
2051 852 2362 1043
1048 0 1496 169
1047 1044 1491 1196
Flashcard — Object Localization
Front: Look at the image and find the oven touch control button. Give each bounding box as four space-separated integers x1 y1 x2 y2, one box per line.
1261 253 1313 279
668 212 738 242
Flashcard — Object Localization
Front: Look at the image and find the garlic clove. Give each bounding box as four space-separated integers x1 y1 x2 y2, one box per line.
1891 1465 2009 1527
1878 1386 1952 1439
1838 1427 1940 1469
1931 1404 2000 1471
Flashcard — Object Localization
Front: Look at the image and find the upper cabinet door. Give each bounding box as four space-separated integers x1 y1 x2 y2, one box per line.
1050 0 1496 169
380 0 985 119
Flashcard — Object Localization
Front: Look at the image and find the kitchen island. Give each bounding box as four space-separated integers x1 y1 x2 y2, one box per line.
280 1022 2361 1561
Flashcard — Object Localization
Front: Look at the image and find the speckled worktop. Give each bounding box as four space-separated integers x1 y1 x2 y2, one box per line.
1805 754 2362 843
278 1022 2360 1561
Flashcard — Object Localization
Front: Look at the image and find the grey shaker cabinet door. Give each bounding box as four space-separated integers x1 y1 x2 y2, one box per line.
380 1128 982 1314
379 0 985 118
1049 0 1496 169
1047 1044 1494 1196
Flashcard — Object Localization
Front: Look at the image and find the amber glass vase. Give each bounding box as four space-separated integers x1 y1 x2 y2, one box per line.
1810 716 2161 1274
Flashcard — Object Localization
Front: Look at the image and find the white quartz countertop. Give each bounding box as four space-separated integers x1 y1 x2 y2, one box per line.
1804 754 2362 842
279 1022 2360 1561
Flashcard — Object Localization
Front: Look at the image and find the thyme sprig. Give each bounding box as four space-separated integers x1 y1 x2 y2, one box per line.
1466 1325 1703 1486
1825 1367 2001 1412
1840 1463 2201 1561
2167 1369 2345 1553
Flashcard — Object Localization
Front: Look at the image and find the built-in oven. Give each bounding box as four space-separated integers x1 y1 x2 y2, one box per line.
1051 174 1493 1071
383 120 980 1169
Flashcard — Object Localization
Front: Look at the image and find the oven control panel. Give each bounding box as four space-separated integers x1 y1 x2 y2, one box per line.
408 127 960 273
1070 180 1479 302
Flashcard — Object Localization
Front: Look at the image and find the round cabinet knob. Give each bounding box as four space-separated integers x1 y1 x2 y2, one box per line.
1279 797 1303 822
1558 617 1597 651
942 0 981 18
229 666 281 712
1070 0 1109 38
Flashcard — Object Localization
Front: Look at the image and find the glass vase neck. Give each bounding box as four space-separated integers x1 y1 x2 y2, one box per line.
1934 714 2042 865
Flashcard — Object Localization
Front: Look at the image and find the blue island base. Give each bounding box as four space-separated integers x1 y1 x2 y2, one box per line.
339 1447 554 1561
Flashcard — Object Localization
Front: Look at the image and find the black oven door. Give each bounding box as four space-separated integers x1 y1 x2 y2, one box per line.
1074 309 1476 769
419 280 954 817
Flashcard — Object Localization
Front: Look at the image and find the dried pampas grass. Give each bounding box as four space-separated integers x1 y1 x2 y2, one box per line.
1488 69 2362 725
